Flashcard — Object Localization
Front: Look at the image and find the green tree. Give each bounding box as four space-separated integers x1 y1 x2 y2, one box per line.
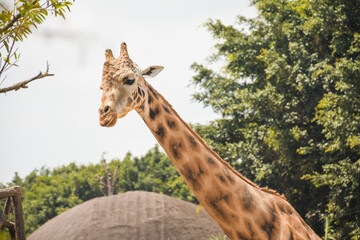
8 164 105 235
191 0 360 238
0 0 72 93
4 145 194 235
133 145 196 203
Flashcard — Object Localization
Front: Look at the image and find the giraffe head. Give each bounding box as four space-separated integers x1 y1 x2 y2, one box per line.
99 43 164 127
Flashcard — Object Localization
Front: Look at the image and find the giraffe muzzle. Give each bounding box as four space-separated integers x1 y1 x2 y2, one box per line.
99 106 118 127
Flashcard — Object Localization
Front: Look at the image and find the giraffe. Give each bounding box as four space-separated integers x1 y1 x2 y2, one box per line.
98 43 321 240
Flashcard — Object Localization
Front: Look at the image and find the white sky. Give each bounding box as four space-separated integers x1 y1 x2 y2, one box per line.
0 0 257 184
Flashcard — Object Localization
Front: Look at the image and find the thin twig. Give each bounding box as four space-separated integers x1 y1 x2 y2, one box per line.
95 175 107 187
0 13 21 34
112 165 120 190
0 36 17 77
103 160 109 184
96 159 120 196
0 62 54 94
0 75 8 87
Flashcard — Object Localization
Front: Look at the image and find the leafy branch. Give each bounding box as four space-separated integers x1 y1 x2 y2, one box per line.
0 0 73 93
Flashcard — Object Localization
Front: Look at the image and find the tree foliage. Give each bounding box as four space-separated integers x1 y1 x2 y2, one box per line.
191 0 360 238
0 0 72 93
0 229 11 240
4 145 193 236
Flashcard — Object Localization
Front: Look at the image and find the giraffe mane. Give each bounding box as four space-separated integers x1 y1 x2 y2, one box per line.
145 81 286 201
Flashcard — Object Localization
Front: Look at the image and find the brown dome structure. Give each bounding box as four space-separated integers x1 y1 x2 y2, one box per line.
28 191 223 240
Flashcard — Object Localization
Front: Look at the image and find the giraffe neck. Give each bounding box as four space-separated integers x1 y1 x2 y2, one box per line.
137 82 258 223
136 82 321 240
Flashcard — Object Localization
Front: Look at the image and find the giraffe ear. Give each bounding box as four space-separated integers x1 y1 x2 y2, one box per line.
141 66 164 78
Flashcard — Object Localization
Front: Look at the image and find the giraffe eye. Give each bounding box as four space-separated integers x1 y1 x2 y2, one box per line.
123 77 135 85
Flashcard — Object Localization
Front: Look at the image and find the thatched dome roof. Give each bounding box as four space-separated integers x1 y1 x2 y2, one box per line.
28 191 223 240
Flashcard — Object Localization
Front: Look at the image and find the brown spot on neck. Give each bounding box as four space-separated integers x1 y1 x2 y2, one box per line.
138 87 145 97
154 124 166 143
224 168 234 183
148 85 158 98
149 106 160 120
261 202 279 240
242 185 253 211
207 157 218 166
163 105 170 113
168 137 184 160
219 175 227 184
180 160 206 192
289 231 294 240
148 94 153 104
208 193 231 223
165 116 178 131
188 135 198 149
167 120 176 128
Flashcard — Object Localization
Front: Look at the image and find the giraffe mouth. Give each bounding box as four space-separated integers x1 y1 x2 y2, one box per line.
99 112 118 127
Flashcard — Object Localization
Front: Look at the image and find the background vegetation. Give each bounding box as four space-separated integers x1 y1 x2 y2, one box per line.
1 0 359 239
2 146 194 236
191 0 360 239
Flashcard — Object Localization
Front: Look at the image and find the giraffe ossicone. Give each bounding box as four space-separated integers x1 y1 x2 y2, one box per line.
98 43 321 240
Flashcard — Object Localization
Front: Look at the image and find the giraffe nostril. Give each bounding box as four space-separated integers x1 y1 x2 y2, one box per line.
100 106 111 115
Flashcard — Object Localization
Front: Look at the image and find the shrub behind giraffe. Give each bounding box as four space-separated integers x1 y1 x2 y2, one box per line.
2 145 194 235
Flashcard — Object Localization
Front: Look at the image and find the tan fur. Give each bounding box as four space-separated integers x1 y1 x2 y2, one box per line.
98 43 322 240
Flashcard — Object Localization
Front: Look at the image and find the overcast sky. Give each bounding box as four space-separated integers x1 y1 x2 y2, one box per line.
0 0 257 184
